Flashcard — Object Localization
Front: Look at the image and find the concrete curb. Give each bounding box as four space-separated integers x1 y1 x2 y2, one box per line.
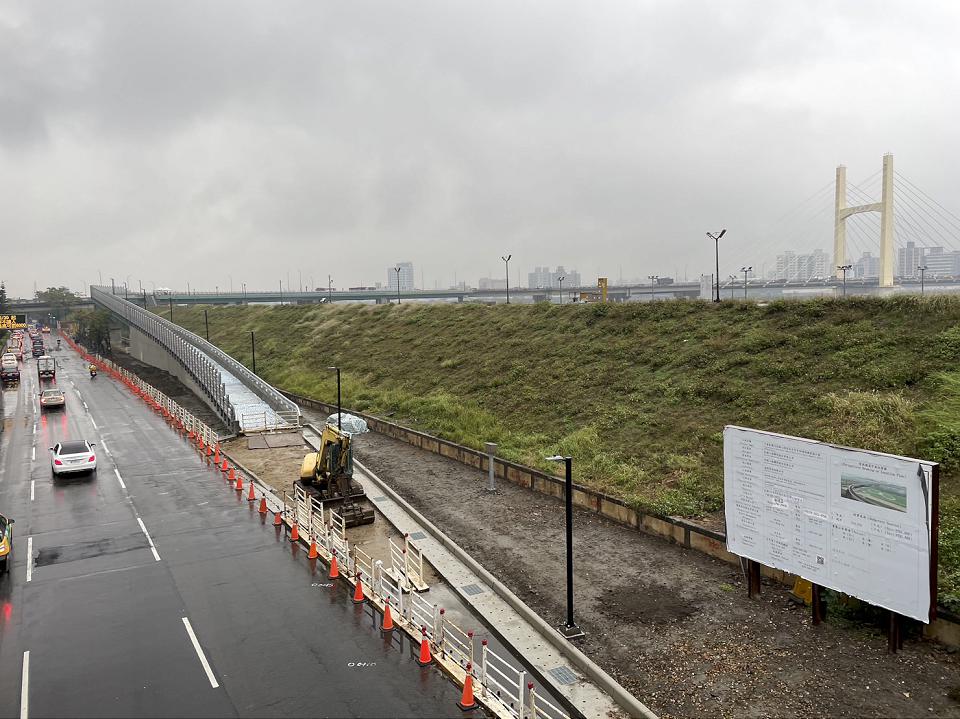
350 453 658 719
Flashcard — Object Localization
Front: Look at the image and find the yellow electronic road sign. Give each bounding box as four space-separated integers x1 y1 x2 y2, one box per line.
0 315 27 330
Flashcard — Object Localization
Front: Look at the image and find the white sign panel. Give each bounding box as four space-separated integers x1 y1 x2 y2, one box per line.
724 425 937 622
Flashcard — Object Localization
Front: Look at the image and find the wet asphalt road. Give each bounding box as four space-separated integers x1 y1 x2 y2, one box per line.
0 339 472 718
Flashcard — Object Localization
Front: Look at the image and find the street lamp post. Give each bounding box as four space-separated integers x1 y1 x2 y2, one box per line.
728 275 737 299
242 283 247 303
394 266 402 305
545 455 584 640
327 366 341 431
168 296 174 321
706 229 727 302
741 266 752 299
558 275 565 304
837 264 852 297
250 331 257 376
279 280 283 306
501 254 512 304
919 265 928 296
648 275 659 301
328 275 333 303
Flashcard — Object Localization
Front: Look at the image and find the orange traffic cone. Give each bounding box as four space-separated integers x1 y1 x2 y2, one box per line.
417 627 433 666
220 458 229 473
273 508 283 526
289 522 299 542
259 497 268 515
329 556 339 579
352 578 365 604
214 445 220 464
308 538 318 560
206 444 213 457
235 474 244 491
457 663 478 711
227 466 236 482
247 481 256 502
381 604 394 632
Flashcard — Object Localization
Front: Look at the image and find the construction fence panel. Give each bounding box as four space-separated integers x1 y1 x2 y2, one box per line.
481 644 525 719
375 560 404 617
438 611 474 670
528 686 571 719
354 546 374 587
409 592 439 641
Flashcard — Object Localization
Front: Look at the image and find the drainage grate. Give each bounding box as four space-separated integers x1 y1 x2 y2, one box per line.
408 531 427 541
460 583 485 596
370 496 387 502
548 666 578 686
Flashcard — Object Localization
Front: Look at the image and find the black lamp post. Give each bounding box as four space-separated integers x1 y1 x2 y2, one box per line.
837 264 852 297
706 229 727 302
919 265 928 296
546 454 584 639
250 331 257 375
327 366 341 431
501 254 512 304
168 296 173 321
328 274 333 303
741 266 752 299
394 266 402 305
558 275 565 304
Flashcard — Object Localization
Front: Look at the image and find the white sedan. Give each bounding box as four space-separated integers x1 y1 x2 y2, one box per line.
50 440 97 477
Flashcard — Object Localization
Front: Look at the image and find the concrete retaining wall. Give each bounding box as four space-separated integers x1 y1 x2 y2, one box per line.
282 389 960 641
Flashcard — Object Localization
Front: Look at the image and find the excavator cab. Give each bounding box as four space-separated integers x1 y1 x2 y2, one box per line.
296 424 374 527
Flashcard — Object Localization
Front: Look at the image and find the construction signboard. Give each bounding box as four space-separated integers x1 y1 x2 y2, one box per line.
723 425 937 623
0 314 27 330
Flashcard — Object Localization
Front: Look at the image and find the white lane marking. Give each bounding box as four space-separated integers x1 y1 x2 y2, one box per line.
75 390 82 401
136 517 161 562
83 402 89 412
30 481 34 502
114 468 126 490
26 537 32 582
100 440 110 455
182 618 219 688
89 416 97 428
20 650 29 719
30 447 35 462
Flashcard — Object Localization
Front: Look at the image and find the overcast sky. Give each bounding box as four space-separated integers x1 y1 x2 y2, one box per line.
1 1 958 297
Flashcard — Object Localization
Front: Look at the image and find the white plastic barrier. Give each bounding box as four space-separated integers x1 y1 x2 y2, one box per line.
438 609 474 670
374 560 405 617
409 592 439 641
354 546 374 587
480 642 526 719
387 534 428 592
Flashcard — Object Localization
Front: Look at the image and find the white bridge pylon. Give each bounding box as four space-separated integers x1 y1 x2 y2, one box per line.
834 153 895 287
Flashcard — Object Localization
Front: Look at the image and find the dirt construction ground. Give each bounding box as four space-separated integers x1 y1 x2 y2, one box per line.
330 424 960 719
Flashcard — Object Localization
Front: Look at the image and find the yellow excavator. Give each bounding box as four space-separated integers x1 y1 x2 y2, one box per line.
296 423 375 527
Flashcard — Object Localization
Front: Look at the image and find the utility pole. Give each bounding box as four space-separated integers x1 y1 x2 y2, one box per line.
741 266 752 299
706 229 727 302
558 275 565 304
328 274 333 303
502 254 512 304
394 266 402 305
918 265 928 296
648 275 659 301
837 264 852 297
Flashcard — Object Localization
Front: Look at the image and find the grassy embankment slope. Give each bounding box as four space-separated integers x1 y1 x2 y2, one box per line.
167 297 960 607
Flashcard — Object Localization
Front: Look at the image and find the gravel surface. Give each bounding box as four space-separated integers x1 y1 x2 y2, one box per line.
340 426 960 719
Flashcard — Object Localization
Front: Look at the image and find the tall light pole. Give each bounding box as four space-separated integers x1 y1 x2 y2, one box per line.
327 366 341 431
279 280 283 305
501 254 512 304
394 266 402 304
837 264 852 297
706 229 727 302
728 275 737 299
918 265 928 296
545 455 584 640
741 266 752 299
242 283 247 303
558 275 565 304
328 274 333 303
648 275 659 301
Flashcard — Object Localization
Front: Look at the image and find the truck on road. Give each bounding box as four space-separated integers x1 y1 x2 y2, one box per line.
37 355 56 381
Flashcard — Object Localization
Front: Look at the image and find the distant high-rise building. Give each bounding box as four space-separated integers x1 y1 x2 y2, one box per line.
478 277 507 290
897 242 924 279
387 262 415 291
854 251 880 278
526 265 581 289
924 246 960 276
773 249 828 281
